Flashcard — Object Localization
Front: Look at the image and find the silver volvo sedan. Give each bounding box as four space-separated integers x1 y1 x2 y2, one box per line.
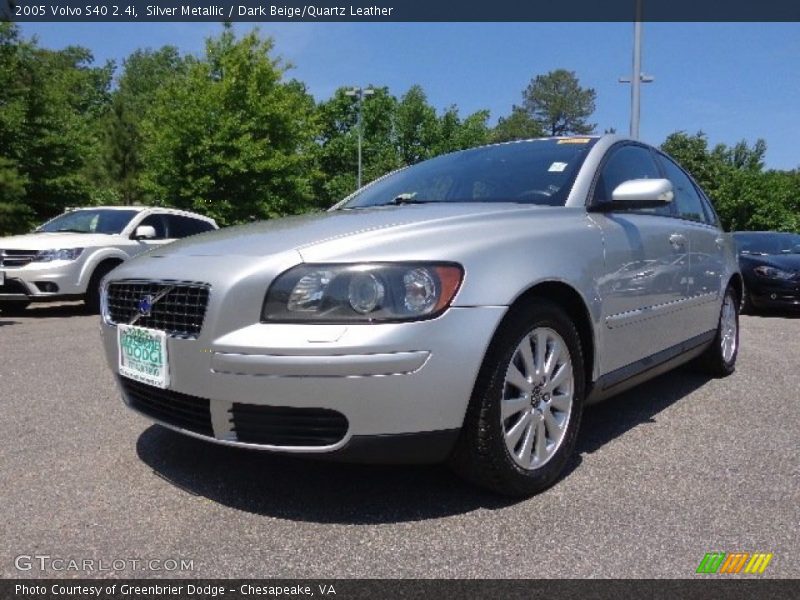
99 135 741 496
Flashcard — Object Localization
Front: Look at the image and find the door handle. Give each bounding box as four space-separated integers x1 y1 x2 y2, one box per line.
669 233 686 249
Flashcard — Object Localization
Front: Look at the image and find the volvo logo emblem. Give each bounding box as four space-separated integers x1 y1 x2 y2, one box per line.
137 295 154 317
129 285 174 325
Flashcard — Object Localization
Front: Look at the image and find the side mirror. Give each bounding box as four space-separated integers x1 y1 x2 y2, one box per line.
604 178 674 210
132 225 157 240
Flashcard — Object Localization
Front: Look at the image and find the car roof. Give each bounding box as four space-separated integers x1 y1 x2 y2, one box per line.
68 206 216 223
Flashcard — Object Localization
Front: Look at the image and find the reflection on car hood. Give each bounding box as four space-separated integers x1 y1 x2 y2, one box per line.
151 203 546 258
740 253 800 271
0 232 121 250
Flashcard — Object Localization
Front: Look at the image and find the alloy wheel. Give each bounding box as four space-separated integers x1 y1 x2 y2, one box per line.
501 327 574 470
720 293 738 363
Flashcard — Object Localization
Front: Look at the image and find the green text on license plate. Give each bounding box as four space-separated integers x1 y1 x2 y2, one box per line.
118 324 169 388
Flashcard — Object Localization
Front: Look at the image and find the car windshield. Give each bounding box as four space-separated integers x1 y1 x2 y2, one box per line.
37 209 139 234
340 138 597 209
734 232 800 255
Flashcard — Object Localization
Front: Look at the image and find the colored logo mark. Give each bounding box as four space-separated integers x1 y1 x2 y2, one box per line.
696 552 773 574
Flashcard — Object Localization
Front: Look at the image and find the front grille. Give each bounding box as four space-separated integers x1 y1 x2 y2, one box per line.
120 378 213 437
230 403 349 447
105 281 210 338
0 249 38 268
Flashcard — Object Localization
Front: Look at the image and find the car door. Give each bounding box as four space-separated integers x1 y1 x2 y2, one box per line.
655 152 725 336
590 143 692 375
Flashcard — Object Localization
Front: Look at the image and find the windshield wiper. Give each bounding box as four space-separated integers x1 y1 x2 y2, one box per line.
389 193 437 206
338 194 441 210
50 228 89 233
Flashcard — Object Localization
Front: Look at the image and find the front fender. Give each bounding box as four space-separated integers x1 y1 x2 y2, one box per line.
78 248 131 288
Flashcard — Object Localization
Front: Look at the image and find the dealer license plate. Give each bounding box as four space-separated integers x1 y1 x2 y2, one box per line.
118 324 169 388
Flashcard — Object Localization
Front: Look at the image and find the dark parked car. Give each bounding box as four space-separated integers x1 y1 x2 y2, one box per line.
733 231 800 312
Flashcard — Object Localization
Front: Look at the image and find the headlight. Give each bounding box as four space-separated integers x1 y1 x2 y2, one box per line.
753 265 794 280
33 248 84 262
263 263 464 323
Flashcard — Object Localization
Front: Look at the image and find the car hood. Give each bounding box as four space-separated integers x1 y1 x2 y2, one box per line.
740 253 800 271
151 203 546 258
0 232 122 250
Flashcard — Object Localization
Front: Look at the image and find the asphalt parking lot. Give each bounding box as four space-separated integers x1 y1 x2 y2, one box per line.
1 304 798 579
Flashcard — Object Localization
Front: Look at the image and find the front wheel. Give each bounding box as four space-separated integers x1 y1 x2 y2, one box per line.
84 262 120 314
694 285 739 377
450 299 585 497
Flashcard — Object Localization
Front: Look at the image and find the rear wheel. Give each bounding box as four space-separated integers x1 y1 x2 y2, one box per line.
695 284 739 377
450 299 585 497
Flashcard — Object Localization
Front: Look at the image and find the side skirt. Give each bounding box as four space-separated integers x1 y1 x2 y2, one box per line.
586 330 716 405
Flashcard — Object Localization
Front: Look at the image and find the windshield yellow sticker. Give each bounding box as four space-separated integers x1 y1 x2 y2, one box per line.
557 138 591 144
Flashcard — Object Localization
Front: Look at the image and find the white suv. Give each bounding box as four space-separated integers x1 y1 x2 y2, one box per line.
0 206 217 313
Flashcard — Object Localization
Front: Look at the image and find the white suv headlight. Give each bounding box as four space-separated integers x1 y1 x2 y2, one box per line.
33 248 84 262
263 263 463 323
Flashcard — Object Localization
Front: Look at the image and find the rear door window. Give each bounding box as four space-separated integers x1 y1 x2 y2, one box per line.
165 215 215 238
657 154 710 224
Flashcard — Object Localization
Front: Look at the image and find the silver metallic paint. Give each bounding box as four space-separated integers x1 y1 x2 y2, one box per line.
100 134 740 452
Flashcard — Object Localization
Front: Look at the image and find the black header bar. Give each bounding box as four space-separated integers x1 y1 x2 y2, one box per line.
4 0 800 23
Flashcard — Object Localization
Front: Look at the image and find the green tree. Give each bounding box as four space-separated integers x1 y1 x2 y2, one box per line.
434 106 490 155
491 106 544 142
139 27 319 225
662 131 799 233
103 47 188 203
0 24 31 233
661 131 725 197
315 85 492 204
395 85 440 165
21 46 113 220
315 86 399 204
712 138 766 172
0 156 31 234
521 69 596 136
0 24 112 233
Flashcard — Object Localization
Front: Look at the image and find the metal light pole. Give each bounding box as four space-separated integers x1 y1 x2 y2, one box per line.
618 0 654 139
345 86 375 189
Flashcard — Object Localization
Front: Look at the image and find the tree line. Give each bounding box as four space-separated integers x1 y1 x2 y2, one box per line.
0 23 797 235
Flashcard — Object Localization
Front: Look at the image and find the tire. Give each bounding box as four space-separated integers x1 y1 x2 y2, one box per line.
449 298 586 497
694 284 739 377
84 262 120 314
740 285 755 315
0 300 30 315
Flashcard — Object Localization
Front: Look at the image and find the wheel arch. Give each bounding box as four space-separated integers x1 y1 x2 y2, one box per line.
489 280 597 391
78 250 128 290
728 272 744 304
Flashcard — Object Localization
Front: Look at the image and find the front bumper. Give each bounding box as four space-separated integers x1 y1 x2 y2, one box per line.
0 260 86 301
746 278 800 310
102 306 507 461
